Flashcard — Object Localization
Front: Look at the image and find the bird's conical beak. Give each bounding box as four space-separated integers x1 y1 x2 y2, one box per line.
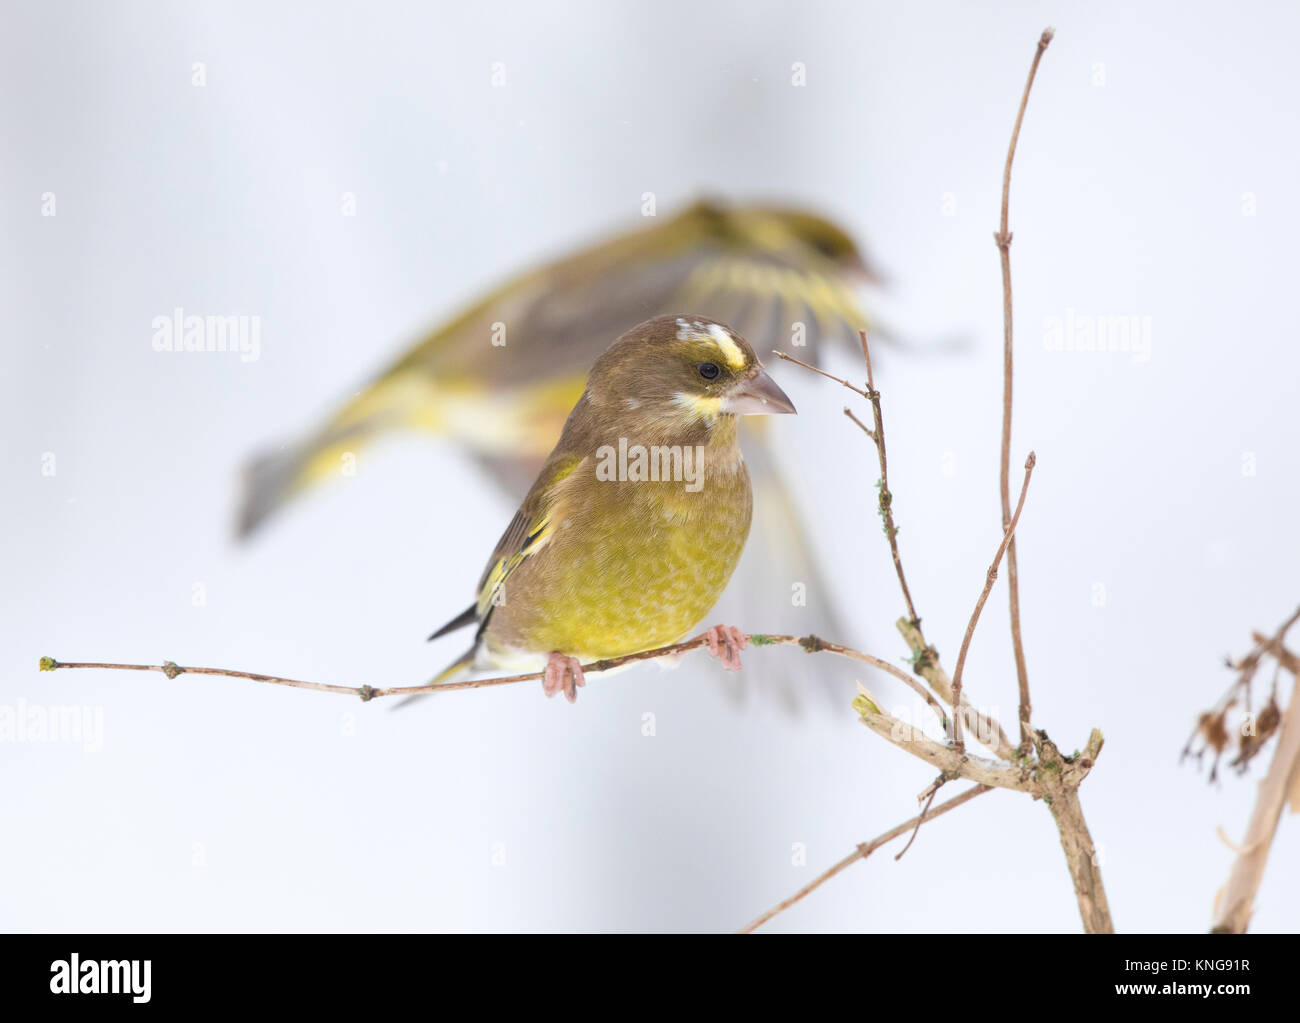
721 369 797 415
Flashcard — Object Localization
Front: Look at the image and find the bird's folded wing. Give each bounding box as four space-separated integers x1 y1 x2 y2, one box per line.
474 453 584 620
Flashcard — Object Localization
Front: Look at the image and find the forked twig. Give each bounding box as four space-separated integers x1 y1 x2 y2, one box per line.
951 452 1036 752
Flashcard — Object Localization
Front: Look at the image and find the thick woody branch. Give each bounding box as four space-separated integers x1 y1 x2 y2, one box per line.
851 683 1099 799
1034 729 1112 932
1045 775 1113 932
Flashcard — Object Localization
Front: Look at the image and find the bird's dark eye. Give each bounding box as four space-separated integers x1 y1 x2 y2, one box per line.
698 362 720 380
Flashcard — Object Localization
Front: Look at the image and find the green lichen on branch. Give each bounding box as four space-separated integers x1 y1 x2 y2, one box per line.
874 479 898 541
904 645 935 673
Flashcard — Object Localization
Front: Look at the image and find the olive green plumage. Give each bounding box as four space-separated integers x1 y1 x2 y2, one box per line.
428 314 795 683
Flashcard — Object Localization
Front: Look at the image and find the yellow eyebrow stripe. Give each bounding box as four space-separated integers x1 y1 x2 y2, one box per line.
674 316 748 369
706 323 747 369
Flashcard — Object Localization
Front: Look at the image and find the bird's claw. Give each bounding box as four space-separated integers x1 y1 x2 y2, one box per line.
543 652 586 703
704 625 748 671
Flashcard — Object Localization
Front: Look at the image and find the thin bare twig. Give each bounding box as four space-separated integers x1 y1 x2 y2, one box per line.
39 632 945 727
771 350 868 397
783 334 920 634
738 784 992 933
843 407 875 442
895 777 946 861
951 452 1037 752
858 331 920 627
997 26 1054 752
859 328 876 392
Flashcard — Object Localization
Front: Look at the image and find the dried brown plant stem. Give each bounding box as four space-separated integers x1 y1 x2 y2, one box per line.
998 26 1054 753
1212 644 1300 933
738 784 992 934
951 452 1036 753
1183 603 1300 761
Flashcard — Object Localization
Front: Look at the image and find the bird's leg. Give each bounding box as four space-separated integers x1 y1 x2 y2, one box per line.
704 625 749 671
542 652 586 703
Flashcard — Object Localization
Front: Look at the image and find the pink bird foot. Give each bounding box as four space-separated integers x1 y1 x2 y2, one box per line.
704 624 749 671
542 652 586 703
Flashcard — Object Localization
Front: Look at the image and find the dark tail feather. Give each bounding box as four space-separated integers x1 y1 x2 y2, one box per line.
236 441 312 539
428 604 477 641
236 417 382 541
391 644 477 711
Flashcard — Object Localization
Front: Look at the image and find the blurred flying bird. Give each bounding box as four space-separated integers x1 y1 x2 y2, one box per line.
238 198 875 707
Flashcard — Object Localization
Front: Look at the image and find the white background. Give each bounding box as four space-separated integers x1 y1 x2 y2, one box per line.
3 0 1297 932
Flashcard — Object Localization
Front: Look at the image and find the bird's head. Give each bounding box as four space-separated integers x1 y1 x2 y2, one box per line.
687 200 874 281
584 315 796 433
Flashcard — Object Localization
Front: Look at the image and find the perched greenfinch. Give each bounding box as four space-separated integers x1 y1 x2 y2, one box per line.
426 315 796 701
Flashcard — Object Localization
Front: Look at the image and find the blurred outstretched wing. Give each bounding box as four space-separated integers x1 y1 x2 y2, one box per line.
237 205 870 538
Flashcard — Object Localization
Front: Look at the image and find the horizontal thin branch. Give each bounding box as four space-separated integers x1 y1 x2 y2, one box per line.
39 632 954 719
